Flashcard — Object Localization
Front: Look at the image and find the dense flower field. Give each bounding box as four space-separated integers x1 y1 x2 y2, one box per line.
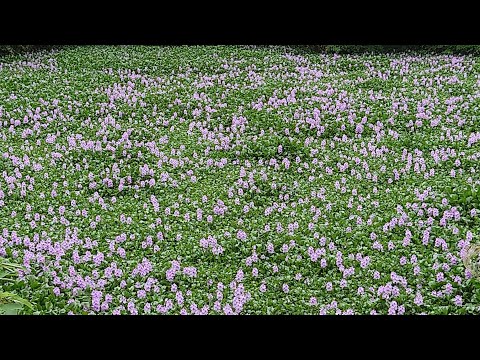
1 46 479 315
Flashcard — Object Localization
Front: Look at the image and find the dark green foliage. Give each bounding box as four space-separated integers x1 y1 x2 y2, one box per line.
3 45 479 58
293 45 480 55
0 45 58 57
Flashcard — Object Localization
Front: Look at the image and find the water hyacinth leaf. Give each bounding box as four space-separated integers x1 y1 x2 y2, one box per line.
0 302 24 315
0 292 34 309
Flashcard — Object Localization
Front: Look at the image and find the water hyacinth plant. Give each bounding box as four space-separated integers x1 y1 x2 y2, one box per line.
0 45 479 315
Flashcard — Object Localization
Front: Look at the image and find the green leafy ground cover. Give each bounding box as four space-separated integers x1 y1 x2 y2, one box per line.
0 46 479 314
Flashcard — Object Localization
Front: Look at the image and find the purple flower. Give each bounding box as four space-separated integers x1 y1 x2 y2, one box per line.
183 266 197 278
176 291 184 305
237 230 247 241
360 256 370 269
436 272 445 282
414 292 423 306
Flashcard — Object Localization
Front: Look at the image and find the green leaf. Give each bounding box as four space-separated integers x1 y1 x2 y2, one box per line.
0 292 34 310
0 303 24 315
